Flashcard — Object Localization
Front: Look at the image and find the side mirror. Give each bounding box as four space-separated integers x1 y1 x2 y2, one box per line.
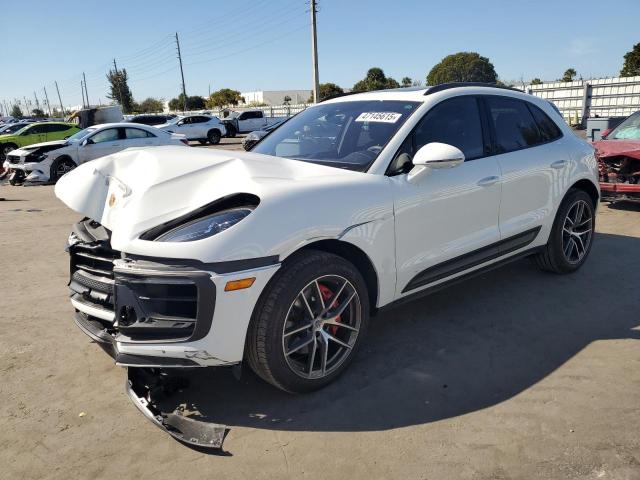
407 142 465 182
82 138 94 146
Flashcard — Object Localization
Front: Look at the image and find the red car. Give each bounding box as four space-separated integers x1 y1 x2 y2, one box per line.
594 111 640 201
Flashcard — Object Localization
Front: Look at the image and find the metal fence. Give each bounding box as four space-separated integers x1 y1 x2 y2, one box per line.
174 103 310 118
527 76 640 125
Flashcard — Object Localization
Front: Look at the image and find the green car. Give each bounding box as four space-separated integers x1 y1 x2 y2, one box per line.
0 122 81 158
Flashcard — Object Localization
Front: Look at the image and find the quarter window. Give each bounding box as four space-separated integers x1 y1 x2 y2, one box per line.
486 96 543 153
527 103 563 142
413 96 485 160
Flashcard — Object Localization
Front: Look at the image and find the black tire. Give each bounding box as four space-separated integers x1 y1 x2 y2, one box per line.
225 124 236 138
246 250 370 393
535 188 595 274
8 170 25 186
207 129 221 145
49 157 77 183
1 143 18 160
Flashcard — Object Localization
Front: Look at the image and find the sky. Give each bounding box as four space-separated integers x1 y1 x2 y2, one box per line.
1 0 639 111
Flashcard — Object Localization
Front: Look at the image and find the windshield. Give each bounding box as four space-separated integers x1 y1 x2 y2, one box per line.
166 116 182 125
252 100 420 171
67 127 96 143
608 112 640 140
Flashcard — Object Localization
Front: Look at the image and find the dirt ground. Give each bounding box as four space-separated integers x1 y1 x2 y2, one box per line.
1 143 639 479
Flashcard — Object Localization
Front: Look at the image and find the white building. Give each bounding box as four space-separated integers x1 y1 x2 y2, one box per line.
240 90 312 106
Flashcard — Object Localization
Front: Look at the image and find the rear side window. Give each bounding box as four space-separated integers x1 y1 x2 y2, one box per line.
44 124 72 133
414 96 485 160
125 128 155 139
486 96 543 153
527 103 563 142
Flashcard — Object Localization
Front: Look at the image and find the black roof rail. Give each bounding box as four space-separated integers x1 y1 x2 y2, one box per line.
425 82 524 95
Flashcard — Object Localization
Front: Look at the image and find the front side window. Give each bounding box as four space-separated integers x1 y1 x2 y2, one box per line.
486 96 543 153
252 100 420 171
413 96 485 160
25 125 45 134
90 128 120 144
607 111 640 140
125 128 154 139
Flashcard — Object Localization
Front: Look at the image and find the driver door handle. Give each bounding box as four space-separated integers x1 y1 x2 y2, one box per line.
477 175 500 187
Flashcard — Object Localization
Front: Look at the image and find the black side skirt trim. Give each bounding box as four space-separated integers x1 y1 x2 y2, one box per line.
402 227 541 293
381 245 543 313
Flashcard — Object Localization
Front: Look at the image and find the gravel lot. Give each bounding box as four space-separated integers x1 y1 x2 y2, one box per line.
1 142 639 479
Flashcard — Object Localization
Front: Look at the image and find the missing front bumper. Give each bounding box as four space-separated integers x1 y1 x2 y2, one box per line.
126 367 227 449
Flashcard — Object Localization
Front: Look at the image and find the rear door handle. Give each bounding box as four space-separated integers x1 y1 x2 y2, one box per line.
477 175 500 187
551 160 568 169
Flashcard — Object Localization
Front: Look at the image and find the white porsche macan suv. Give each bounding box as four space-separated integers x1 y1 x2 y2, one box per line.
57 83 599 394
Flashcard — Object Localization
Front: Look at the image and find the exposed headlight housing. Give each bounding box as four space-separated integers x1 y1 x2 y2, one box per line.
155 207 253 242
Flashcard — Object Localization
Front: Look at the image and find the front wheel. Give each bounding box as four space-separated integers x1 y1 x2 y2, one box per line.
535 189 595 273
50 157 77 183
8 170 25 185
246 250 369 393
1 143 18 160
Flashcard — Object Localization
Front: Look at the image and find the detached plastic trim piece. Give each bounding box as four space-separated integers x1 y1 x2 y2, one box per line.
125 367 227 449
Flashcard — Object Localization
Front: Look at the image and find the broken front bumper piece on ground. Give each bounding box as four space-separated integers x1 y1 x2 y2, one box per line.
126 368 227 449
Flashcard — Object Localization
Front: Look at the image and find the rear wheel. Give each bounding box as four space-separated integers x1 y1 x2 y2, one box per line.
50 157 77 183
207 129 221 145
535 189 595 273
246 250 369 393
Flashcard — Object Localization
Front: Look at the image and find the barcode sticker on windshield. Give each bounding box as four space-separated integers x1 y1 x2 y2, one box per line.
355 112 402 123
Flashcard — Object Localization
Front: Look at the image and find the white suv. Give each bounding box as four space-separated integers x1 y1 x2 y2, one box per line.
57 83 598 437
157 114 226 144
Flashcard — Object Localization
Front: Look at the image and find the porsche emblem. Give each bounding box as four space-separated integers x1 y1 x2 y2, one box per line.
108 193 117 207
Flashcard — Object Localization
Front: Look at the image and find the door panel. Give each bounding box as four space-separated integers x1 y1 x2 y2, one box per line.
392 158 502 295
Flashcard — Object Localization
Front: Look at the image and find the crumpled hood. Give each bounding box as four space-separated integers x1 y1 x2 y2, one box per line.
55 145 361 242
593 139 640 160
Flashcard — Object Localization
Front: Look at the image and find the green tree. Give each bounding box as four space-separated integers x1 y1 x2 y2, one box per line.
169 94 207 111
561 68 577 82
620 43 640 77
106 68 135 114
401 76 413 87
31 108 45 117
427 52 498 85
308 82 344 102
530 78 542 85
136 97 165 113
10 105 23 118
205 89 243 109
352 68 400 92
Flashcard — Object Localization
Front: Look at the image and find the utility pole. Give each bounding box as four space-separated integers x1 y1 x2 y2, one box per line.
310 0 320 103
23 96 29 115
33 91 41 112
175 32 187 112
82 72 90 107
43 86 52 117
113 59 125 107
80 80 86 108
55 81 64 117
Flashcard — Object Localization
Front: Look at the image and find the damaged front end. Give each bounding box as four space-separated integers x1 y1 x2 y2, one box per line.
68 218 230 449
595 141 640 201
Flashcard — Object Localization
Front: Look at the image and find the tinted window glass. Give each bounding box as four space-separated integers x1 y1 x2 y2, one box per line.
43 124 71 133
527 103 562 142
414 96 484 160
91 128 120 143
486 96 543 153
27 125 46 134
125 128 154 139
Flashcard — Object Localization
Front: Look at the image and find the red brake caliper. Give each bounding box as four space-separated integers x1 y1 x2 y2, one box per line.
318 284 341 335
